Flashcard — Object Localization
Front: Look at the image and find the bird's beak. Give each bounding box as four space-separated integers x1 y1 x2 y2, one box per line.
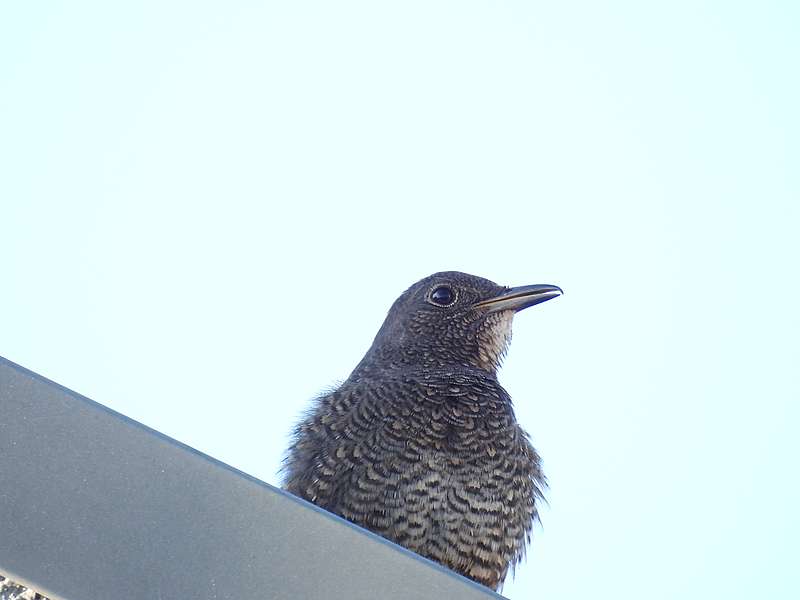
475 284 563 313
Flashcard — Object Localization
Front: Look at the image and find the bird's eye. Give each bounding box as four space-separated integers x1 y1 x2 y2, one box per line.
428 285 456 307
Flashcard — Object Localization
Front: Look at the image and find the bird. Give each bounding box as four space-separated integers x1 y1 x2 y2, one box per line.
282 271 561 590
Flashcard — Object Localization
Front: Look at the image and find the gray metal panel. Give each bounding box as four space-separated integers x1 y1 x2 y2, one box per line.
0 356 504 600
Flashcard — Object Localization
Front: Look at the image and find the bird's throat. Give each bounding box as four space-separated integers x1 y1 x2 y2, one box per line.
476 310 515 373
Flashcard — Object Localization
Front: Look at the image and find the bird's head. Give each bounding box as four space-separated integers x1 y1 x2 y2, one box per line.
357 271 562 376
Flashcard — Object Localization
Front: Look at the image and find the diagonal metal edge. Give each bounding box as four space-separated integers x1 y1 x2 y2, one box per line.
0 355 507 600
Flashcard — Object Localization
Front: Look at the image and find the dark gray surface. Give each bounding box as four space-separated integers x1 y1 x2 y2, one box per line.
0 356 504 600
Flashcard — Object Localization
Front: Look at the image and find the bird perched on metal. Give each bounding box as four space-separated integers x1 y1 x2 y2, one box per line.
282 271 561 590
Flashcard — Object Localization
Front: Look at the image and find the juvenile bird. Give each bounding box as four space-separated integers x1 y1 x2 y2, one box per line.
282 272 561 590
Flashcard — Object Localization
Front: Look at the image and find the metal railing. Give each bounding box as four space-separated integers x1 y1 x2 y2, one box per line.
0 356 503 600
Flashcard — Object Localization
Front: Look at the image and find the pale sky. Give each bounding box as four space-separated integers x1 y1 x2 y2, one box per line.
2 2 798 598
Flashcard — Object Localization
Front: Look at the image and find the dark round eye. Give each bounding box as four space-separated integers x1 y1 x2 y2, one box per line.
429 285 456 307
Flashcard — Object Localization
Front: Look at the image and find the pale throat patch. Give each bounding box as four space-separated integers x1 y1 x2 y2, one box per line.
477 311 515 371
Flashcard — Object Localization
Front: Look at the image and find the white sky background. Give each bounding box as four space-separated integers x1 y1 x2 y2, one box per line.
2 2 799 598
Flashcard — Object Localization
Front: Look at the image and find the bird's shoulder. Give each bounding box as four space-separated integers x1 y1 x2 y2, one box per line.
282 365 542 518
318 368 513 419
294 367 520 447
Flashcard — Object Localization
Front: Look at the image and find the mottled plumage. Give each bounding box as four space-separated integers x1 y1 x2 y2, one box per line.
282 272 561 590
